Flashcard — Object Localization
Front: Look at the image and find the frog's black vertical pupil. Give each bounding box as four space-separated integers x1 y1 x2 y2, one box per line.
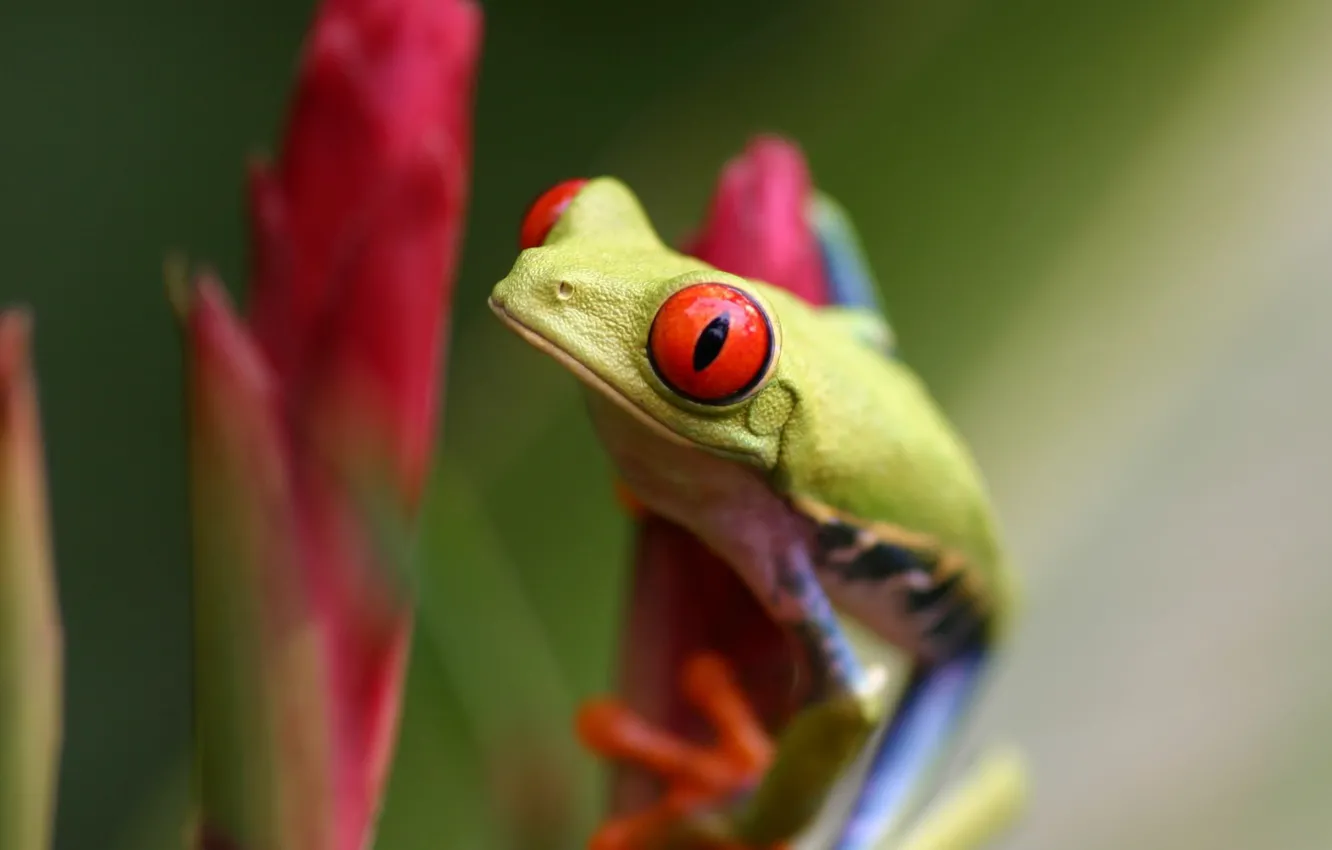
692 314 730 372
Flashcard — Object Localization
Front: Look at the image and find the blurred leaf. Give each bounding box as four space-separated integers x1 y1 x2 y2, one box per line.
110 759 192 850
179 277 336 850
377 463 596 850
0 311 63 850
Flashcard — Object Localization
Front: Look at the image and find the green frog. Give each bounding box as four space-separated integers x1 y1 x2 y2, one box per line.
489 177 1020 850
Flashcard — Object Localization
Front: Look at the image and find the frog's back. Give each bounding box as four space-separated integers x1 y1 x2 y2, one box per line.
758 283 1017 639
790 194 1003 566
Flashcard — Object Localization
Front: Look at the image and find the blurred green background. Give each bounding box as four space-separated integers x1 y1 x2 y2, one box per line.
3 0 1331 848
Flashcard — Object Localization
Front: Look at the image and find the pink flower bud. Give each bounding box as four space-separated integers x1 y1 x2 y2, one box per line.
685 135 831 307
182 1 482 848
248 0 481 507
610 137 835 824
0 311 63 850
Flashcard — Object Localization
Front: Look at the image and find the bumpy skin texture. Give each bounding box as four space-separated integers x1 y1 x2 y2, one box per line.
489 178 1015 636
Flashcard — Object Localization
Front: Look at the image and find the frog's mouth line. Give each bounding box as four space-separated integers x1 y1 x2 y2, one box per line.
488 297 708 454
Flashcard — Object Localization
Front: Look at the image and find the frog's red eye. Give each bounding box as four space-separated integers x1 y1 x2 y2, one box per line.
519 178 588 250
648 283 775 405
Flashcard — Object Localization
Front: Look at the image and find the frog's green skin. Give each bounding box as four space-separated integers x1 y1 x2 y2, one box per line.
490 178 1018 848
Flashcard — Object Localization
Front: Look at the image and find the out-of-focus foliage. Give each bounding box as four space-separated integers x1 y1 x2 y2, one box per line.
0 313 63 850
1 0 1330 849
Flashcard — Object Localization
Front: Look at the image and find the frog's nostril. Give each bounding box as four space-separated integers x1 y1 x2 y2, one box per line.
556 281 574 300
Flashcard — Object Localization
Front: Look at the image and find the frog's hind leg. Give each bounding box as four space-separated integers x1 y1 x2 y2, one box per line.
830 645 992 850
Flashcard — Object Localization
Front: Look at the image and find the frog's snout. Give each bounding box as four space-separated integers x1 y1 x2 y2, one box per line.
488 276 550 337
487 273 517 317
490 269 576 327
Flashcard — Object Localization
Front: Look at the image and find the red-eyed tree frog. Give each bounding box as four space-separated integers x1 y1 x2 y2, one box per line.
489 176 1021 850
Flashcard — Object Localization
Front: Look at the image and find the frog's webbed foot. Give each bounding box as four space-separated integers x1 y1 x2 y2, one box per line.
576 653 787 850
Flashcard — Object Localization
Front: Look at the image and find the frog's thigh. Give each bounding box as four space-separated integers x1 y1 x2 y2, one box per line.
689 483 874 698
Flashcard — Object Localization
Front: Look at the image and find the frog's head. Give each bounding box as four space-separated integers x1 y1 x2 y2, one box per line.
489 177 797 468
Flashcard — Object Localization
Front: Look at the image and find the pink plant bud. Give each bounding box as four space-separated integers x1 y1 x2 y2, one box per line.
182 277 336 850
671 137 834 722
183 1 481 848
0 311 63 850
685 135 831 307
672 136 835 719
611 138 837 822
248 0 482 507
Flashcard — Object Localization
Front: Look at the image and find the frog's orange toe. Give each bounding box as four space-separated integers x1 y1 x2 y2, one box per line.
585 785 718 850
681 654 773 773
577 653 776 849
587 791 793 850
586 801 679 850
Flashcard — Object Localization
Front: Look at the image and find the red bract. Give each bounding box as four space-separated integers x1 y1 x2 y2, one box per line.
181 1 481 849
0 312 63 850
684 136 831 307
680 135 834 723
610 137 833 826
248 0 481 507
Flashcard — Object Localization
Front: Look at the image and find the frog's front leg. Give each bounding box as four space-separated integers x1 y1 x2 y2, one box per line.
577 653 780 850
684 520 1000 850
716 547 893 843
578 529 891 849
